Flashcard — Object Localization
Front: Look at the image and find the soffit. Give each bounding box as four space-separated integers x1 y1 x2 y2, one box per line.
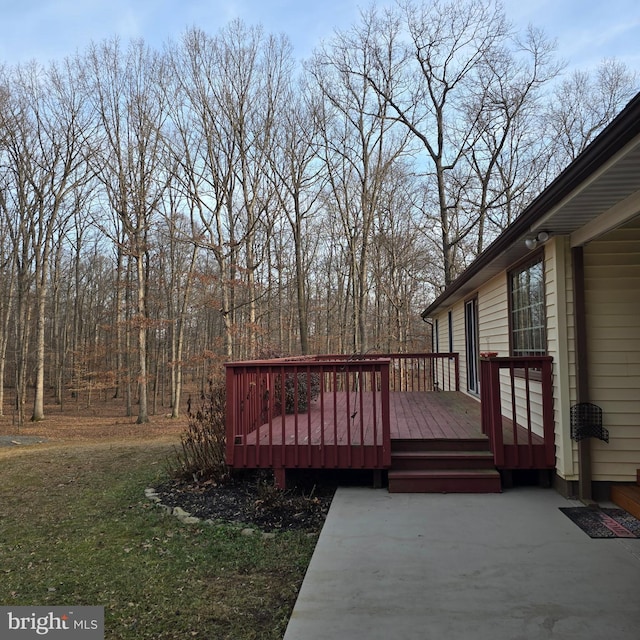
423 135 640 318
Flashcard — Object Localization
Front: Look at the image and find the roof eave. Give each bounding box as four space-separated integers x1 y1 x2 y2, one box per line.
421 91 640 320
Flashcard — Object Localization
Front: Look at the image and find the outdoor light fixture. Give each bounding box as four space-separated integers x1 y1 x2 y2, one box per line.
525 230 550 250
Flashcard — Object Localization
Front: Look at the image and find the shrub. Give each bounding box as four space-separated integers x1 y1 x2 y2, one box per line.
169 380 229 483
275 371 321 414
256 350 322 415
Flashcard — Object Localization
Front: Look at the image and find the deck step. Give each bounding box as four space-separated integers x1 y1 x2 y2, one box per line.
391 450 495 471
611 485 640 521
392 437 490 453
388 436 500 493
388 469 502 494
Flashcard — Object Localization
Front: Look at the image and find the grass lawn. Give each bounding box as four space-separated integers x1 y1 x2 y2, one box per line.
0 441 317 639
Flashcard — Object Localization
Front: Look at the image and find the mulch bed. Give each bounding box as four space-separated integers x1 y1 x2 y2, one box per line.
154 471 335 533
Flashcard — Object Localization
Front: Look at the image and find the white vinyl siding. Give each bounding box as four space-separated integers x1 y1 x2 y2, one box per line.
546 238 577 478
477 273 509 357
584 219 640 482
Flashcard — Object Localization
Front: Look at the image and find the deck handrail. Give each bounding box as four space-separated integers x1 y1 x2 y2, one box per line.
385 353 459 392
480 356 555 469
257 352 460 392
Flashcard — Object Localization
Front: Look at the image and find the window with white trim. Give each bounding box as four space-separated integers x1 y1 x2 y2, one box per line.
509 255 546 356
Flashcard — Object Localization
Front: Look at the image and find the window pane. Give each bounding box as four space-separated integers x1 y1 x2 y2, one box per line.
510 257 546 356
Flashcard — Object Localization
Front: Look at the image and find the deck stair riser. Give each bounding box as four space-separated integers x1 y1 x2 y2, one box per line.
392 438 491 453
388 469 502 494
391 451 495 471
388 437 501 494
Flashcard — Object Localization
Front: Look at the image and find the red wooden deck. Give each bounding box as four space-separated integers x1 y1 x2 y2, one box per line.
390 391 484 440
231 390 546 466
225 354 555 482
243 391 482 446
240 391 546 445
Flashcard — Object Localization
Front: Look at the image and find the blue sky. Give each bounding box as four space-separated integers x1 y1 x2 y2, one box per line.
1 0 639 72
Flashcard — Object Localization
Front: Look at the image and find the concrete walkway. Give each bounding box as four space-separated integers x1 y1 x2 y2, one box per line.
284 487 640 640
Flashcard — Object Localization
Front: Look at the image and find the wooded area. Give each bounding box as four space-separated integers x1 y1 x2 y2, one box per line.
0 0 637 425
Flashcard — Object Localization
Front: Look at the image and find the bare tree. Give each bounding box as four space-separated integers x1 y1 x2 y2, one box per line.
0 184 16 417
156 183 199 418
0 60 91 423
546 58 638 172
460 25 562 252
167 28 239 359
267 78 325 354
371 161 428 351
169 24 292 359
0 78 36 425
362 0 513 284
86 39 170 423
309 8 411 353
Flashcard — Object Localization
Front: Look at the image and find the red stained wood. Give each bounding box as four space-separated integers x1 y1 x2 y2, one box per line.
242 391 484 448
480 356 555 470
230 389 550 471
226 354 555 477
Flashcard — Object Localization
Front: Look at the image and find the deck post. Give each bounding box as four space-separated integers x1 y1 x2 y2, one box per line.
225 365 236 466
541 358 556 468
489 359 505 467
572 246 593 503
380 361 391 467
274 467 287 489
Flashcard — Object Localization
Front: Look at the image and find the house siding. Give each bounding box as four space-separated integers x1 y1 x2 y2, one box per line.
584 222 640 482
438 273 510 396
431 244 576 478
546 238 578 479
477 273 509 357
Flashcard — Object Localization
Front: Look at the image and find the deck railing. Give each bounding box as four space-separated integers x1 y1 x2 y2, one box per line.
480 356 555 469
313 352 460 392
224 352 460 476
387 353 459 392
225 356 392 474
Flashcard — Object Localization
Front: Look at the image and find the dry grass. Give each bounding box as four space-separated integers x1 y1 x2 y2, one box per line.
0 391 316 639
0 393 187 443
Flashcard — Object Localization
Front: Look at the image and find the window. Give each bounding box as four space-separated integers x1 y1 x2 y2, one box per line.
448 310 453 353
434 318 439 353
509 255 546 356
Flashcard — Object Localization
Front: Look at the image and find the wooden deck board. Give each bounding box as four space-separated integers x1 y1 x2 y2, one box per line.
390 392 481 440
245 391 489 446
242 390 544 447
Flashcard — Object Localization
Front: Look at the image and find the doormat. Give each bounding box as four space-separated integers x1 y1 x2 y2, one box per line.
559 507 640 538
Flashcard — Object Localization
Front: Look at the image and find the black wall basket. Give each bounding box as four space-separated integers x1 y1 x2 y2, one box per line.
570 402 609 443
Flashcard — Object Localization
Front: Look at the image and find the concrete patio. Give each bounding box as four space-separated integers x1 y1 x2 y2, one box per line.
284 487 640 640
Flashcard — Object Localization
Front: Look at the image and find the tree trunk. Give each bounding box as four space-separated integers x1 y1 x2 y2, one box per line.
135 251 149 424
